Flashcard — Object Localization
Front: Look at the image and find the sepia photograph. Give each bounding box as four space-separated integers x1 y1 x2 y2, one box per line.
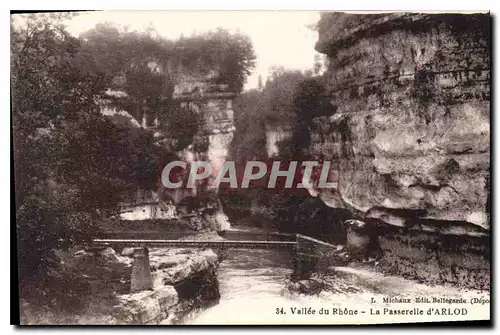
11 9 491 326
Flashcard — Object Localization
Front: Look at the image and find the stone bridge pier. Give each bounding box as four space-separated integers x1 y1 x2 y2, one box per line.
131 248 153 292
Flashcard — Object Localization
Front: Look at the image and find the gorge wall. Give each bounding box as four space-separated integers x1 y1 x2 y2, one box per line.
311 12 490 289
160 76 236 231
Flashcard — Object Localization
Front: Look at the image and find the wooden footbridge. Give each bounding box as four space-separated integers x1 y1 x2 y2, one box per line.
92 231 346 293
92 238 298 250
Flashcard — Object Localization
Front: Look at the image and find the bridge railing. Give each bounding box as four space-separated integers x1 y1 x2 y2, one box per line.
92 238 297 250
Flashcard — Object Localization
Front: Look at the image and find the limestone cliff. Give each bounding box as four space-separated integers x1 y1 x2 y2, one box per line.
312 12 490 236
308 12 490 290
160 74 236 231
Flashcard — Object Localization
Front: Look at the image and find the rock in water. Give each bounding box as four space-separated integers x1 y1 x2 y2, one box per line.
121 247 136 257
99 247 119 263
113 286 178 324
345 220 382 262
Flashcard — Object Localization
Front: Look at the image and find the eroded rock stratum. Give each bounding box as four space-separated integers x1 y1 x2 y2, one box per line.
312 12 490 289
313 12 490 234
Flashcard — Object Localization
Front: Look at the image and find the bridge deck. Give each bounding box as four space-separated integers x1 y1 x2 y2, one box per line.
92 238 297 250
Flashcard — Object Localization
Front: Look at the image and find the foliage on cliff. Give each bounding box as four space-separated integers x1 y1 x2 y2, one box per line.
288 76 335 157
80 23 256 151
222 68 338 237
229 68 309 162
80 24 256 114
173 28 256 93
229 68 332 162
80 23 170 125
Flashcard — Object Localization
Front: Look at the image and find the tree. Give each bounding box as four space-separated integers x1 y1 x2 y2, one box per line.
261 68 305 124
313 53 323 76
158 103 200 152
12 14 161 282
172 28 256 93
12 13 105 207
293 77 332 122
230 89 267 162
228 68 308 163
123 61 166 125
228 69 333 167
290 77 333 156
80 24 171 125
80 24 256 135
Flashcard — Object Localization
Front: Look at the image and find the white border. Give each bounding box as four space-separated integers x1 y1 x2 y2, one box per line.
2 1 498 334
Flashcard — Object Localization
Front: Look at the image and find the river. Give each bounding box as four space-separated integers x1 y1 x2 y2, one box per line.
182 230 490 325
183 248 296 324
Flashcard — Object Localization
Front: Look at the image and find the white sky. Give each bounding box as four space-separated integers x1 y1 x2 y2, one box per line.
64 11 322 91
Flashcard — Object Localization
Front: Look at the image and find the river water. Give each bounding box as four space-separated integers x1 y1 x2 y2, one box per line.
183 235 490 325
184 248 297 324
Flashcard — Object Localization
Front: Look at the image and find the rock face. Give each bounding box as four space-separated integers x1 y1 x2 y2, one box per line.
313 12 490 289
313 12 490 233
378 229 490 290
160 74 236 231
111 246 221 325
114 286 179 324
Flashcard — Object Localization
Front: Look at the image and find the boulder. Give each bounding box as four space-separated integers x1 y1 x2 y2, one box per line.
121 247 136 257
99 247 119 263
162 250 218 285
114 291 164 324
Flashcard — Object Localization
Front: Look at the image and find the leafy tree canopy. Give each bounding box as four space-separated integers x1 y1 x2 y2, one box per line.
80 24 256 96
79 23 256 141
12 14 163 282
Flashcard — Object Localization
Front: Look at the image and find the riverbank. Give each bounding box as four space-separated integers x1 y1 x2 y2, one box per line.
187 251 489 325
19 231 224 325
18 225 490 325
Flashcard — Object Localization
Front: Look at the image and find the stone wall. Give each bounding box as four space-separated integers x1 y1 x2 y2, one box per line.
312 12 490 289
